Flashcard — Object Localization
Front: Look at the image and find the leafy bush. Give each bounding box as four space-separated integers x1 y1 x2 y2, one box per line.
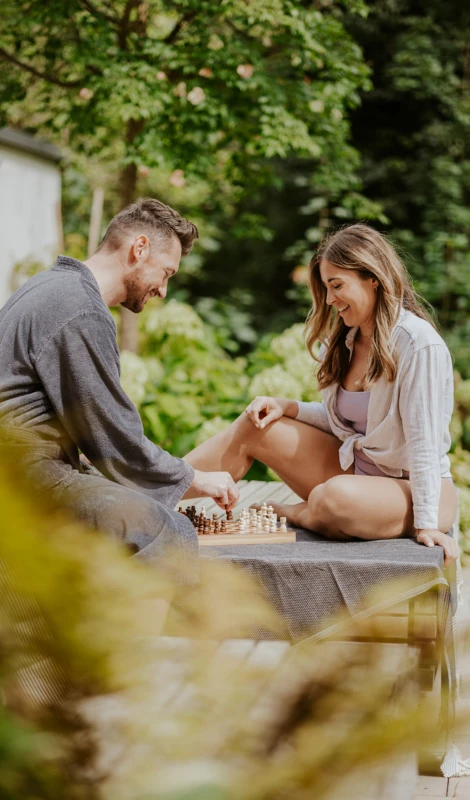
124 302 319 463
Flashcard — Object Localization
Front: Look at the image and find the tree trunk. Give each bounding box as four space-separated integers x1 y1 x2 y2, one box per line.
118 119 144 353
88 186 104 256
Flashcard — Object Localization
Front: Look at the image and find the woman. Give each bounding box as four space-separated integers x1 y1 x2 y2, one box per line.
184 224 458 565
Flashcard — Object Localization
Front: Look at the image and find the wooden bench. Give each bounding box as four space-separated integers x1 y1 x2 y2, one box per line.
190 480 446 701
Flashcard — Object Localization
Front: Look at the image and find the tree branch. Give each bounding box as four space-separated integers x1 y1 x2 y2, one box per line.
163 11 197 45
0 47 82 88
118 0 141 50
77 0 120 26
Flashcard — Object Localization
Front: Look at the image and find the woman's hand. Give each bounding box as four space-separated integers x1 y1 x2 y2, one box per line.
244 396 293 429
415 529 459 567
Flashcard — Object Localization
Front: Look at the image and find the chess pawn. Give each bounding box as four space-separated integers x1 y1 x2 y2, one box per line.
214 521 220 534
279 517 287 533
227 509 233 521
201 506 206 518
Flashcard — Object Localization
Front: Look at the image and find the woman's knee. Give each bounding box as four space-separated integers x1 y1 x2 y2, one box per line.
310 476 355 523
231 411 279 453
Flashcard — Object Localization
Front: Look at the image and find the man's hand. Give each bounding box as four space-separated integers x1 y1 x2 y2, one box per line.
184 470 239 511
415 529 459 567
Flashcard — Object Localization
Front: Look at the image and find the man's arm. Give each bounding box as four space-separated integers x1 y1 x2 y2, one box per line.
34 312 195 506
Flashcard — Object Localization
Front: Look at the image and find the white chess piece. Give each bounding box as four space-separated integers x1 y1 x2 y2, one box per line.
279 516 287 533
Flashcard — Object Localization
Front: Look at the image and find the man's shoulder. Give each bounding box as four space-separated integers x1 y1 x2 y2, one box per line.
1 265 109 326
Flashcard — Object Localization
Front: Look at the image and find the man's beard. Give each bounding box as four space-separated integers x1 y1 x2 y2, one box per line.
121 272 148 313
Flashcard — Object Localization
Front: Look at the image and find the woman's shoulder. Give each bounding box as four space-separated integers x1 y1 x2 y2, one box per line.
394 308 448 353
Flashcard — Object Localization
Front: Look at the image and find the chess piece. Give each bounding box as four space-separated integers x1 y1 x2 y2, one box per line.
279 517 287 533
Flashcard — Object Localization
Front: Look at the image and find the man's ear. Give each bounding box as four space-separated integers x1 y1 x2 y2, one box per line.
130 234 150 265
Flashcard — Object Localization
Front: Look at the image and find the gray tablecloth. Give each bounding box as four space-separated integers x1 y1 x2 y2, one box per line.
201 528 455 639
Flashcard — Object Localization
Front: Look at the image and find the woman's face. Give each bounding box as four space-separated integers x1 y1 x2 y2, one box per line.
319 260 379 330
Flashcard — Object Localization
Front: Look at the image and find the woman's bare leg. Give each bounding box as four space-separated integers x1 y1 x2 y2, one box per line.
270 475 458 539
183 413 351 500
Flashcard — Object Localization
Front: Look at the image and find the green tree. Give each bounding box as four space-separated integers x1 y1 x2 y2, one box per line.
0 0 370 350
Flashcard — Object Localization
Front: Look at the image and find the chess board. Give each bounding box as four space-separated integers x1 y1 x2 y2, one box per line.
178 503 296 546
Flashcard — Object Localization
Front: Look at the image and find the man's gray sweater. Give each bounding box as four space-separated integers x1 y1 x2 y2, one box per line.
0 255 194 507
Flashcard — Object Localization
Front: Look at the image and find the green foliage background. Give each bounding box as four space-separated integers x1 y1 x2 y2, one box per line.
2 0 470 532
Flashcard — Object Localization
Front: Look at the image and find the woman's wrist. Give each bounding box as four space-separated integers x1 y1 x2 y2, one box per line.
277 398 299 419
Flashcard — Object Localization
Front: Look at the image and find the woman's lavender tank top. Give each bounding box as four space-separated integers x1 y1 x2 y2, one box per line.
336 387 390 477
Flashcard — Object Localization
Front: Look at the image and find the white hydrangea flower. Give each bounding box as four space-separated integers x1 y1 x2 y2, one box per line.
144 299 205 342
249 365 302 400
285 351 320 400
270 323 306 359
145 357 165 385
195 416 232 446
187 86 205 105
269 324 321 400
120 351 150 407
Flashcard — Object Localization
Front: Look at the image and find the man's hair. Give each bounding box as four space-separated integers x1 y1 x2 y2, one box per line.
98 197 199 256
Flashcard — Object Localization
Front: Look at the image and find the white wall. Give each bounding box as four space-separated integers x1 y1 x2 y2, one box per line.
0 145 61 306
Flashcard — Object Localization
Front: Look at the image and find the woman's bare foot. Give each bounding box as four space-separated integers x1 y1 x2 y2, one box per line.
251 500 309 527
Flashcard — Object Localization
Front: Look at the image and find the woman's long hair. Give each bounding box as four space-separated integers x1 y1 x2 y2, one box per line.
305 224 437 390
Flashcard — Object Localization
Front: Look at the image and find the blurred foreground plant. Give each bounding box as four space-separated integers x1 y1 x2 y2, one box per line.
0 445 466 798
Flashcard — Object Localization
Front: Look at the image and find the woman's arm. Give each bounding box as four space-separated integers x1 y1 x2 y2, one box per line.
244 395 333 433
398 343 451 531
295 400 332 433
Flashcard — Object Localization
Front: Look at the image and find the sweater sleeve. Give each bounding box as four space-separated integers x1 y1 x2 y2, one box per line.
295 400 332 433
34 312 194 507
294 342 333 434
398 343 449 530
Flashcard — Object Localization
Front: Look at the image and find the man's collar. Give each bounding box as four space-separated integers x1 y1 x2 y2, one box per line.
52 255 101 294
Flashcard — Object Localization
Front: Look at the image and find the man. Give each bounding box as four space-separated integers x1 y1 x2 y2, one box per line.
0 197 239 584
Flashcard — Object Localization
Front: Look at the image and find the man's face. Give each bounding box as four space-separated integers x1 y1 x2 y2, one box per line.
121 235 182 313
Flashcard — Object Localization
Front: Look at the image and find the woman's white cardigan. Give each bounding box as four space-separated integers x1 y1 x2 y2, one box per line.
296 308 453 531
